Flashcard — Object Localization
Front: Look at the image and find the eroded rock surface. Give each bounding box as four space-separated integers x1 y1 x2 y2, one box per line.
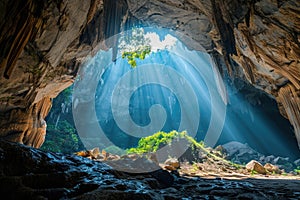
0 0 105 147
1 139 300 199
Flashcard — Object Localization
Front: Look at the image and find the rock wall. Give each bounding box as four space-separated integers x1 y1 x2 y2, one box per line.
0 0 105 147
0 0 299 148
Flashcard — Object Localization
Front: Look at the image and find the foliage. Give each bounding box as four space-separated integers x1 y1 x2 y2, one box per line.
294 166 300 174
41 120 84 153
191 162 199 172
250 170 258 176
126 130 196 154
55 86 72 104
121 46 151 68
126 130 243 169
119 27 151 68
40 86 85 154
281 172 288 176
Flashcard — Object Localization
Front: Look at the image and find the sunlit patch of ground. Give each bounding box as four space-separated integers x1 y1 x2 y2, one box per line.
177 162 300 181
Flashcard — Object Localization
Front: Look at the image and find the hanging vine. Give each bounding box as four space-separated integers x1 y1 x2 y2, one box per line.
119 27 151 68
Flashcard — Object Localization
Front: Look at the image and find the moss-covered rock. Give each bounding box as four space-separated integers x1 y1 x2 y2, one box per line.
126 130 241 169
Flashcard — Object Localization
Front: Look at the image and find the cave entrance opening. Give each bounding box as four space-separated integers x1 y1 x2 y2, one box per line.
72 27 226 160
42 27 300 167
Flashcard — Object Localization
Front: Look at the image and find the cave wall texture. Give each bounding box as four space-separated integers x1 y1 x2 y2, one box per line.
0 0 299 148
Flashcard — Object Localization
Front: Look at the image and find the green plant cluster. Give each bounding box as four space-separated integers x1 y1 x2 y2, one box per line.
127 130 203 154
41 121 83 153
119 27 151 68
250 170 258 176
122 46 151 68
126 130 242 169
294 166 300 174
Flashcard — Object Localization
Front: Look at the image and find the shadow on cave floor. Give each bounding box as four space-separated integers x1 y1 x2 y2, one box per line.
1 139 300 200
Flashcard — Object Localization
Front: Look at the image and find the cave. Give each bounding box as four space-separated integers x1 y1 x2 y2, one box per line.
1 0 300 199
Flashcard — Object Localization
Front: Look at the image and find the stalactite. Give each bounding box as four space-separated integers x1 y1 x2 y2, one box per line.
210 0 237 76
0 0 44 79
0 97 52 148
278 84 300 148
241 56 255 84
86 0 103 25
22 97 52 148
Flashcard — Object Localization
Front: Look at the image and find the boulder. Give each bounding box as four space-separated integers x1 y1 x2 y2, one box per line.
105 155 162 174
259 155 276 164
164 158 180 171
264 163 281 174
294 159 300 166
245 160 267 175
273 157 290 165
106 154 121 161
221 141 263 164
272 157 295 172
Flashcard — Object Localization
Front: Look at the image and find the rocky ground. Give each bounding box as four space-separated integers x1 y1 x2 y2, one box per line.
1 139 300 200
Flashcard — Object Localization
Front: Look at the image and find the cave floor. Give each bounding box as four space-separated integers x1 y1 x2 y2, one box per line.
1 140 300 200
178 162 300 180
161 173 300 200
161 162 300 200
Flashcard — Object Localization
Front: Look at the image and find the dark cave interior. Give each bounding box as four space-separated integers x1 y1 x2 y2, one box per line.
0 0 300 199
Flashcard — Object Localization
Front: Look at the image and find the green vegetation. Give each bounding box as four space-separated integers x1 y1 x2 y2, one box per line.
121 46 151 68
281 172 288 176
119 27 151 68
191 162 199 172
127 130 194 154
250 170 258 176
40 86 85 154
294 166 300 174
41 121 83 153
127 130 243 169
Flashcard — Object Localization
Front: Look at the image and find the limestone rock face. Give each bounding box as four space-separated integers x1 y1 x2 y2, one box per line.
0 97 51 148
0 0 105 147
0 0 300 148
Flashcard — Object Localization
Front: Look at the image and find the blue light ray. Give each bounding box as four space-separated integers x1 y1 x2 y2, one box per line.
74 28 300 161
